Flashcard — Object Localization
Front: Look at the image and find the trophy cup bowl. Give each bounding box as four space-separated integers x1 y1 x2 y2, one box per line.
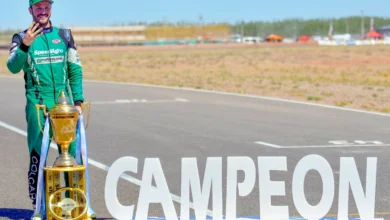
50 91 80 167
36 90 80 167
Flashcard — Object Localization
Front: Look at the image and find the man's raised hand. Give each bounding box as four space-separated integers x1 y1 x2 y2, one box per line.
23 21 43 46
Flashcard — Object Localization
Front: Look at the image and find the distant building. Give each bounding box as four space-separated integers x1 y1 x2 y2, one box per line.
242 36 263 44
377 25 390 37
350 34 362 40
332 34 351 41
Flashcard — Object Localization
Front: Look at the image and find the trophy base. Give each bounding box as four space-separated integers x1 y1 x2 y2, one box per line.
53 154 79 168
44 166 89 220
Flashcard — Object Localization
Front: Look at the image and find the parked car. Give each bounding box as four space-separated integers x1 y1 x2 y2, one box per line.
265 34 284 42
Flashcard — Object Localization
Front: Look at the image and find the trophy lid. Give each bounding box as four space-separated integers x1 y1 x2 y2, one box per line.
57 90 71 105
49 90 79 115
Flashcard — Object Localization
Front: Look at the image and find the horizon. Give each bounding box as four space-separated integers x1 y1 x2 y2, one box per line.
0 0 389 30
1 14 390 31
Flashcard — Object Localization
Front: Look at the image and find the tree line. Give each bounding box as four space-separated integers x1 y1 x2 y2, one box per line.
116 16 390 38
230 16 390 38
1 16 390 37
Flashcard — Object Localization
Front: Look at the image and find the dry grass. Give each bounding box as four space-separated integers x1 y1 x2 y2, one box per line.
1 44 390 113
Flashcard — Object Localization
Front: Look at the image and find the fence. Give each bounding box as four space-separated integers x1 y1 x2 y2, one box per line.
68 24 232 46
69 26 146 46
317 39 390 46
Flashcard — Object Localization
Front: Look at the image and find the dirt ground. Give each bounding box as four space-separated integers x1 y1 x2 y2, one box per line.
1 42 389 113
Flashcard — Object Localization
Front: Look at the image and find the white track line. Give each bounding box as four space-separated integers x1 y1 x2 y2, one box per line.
92 99 188 105
280 144 390 148
1 75 389 117
254 141 282 148
0 120 214 217
255 141 390 148
81 79 390 117
175 98 189 102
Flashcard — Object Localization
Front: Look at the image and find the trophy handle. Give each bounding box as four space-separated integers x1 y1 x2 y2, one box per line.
35 104 48 134
35 104 55 142
80 102 91 129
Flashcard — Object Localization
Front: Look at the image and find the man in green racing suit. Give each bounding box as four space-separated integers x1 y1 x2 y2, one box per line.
6 0 85 212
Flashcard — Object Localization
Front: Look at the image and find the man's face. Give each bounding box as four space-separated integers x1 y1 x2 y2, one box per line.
29 1 52 26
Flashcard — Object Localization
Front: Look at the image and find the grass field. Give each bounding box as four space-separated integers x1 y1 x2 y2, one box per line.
1 44 390 113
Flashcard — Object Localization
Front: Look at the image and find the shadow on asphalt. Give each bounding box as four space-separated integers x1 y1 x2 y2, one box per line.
0 208 116 219
0 208 33 219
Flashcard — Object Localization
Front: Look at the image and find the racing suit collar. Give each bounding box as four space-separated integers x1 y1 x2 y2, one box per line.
42 26 52 33
41 20 53 33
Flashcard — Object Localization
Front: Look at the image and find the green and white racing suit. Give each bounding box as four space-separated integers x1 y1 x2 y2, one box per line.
6 23 84 207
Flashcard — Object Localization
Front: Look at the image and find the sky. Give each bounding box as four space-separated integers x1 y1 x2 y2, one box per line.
0 0 389 30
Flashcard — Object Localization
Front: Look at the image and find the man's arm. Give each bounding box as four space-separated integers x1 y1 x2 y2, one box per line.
66 29 84 106
6 33 29 74
7 22 43 74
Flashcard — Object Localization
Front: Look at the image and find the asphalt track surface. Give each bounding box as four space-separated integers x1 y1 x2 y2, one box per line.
1 75 390 220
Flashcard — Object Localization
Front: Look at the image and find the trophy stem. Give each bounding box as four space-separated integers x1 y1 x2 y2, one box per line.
53 143 78 167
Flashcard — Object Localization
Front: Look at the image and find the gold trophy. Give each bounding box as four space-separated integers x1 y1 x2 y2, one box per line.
36 90 91 220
